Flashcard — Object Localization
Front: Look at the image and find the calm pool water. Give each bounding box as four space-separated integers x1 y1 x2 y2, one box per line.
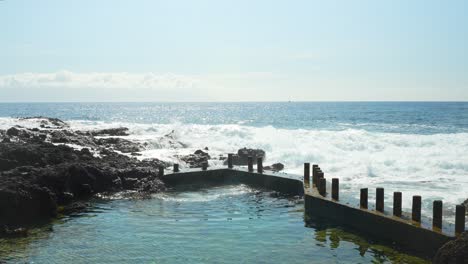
0 184 429 263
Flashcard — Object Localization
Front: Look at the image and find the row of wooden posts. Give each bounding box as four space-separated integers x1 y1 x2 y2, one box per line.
303 163 466 236
160 153 263 175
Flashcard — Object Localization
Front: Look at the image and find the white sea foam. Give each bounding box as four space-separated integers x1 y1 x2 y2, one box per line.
153 184 255 202
1 117 467 222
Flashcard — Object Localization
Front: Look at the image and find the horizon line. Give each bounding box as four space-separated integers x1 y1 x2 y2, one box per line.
0 100 467 104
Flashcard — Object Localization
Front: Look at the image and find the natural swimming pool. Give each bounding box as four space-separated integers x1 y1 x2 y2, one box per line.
0 184 429 263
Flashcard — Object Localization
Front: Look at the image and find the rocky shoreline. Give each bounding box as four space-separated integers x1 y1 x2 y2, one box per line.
0 117 283 236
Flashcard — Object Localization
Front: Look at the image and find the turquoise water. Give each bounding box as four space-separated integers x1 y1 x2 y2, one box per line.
0 184 428 263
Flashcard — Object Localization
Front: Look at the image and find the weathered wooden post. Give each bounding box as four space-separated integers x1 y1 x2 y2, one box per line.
312 165 318 186
158 166 164 177
316 171 324 187
202 162 208 171
433 200 443 230
412 195 422 223
304 163 310 184
376 188 384 212
393 192 402 217
455 205 466 235
173 163 179 173
360 188 368 209
319 178 326 197
228 153 233 169
332 178 339 200
247 156 253 172
257 157 263 173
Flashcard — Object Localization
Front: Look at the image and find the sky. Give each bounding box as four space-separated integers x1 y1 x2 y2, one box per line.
1 0 467 102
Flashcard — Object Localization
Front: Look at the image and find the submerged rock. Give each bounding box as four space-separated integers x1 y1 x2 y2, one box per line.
433 231 468 264
0 226 29 238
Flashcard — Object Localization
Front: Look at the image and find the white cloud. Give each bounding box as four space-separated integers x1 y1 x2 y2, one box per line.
0 71 199 90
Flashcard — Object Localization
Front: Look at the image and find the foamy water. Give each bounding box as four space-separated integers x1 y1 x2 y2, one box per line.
62 120 468 222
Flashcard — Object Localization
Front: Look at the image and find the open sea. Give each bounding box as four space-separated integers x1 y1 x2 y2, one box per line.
0 102 467 263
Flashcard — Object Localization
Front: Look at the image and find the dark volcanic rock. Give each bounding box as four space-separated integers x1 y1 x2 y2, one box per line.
6 127 20 137
0 140 166 229
59 201 90 215
89 127 130 137
463 199 468 211
224 148 266 166
94 137 143 153
264 163 284 172
20 116 68 129
433 232 468 264
180 150 211 168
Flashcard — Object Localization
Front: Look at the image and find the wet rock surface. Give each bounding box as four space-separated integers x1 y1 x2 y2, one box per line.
264 163 285 172
224 148 266 166
0 118 168 231
433 232 468 264
180 149 211 168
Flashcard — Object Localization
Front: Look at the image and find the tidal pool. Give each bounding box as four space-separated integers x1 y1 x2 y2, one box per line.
0 184 429 263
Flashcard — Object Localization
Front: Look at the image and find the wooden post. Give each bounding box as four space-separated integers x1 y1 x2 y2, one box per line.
376 188 384 212
332 178 339 200
319 178 326 197
247 156 253 172
393 192 402 217
316 171 324 187
158 166 164 177
455 205 466 235
360 188 368 209
312 165 318 186
304 163 310 184
257 157 263 173
202 162 208 171
228 153 233 169
433 200 443 230
173 163 179 173
412 196 422 223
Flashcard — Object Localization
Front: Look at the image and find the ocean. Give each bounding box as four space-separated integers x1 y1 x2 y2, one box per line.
0 102 467 222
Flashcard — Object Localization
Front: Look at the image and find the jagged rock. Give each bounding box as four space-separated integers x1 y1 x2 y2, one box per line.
433 231 468 264
180 150 211 168
88 127 129 137
20 116 68 129
264 163 284 172
0 139 167 229
94 137 143 153
224 148 266 166
6 127 20 137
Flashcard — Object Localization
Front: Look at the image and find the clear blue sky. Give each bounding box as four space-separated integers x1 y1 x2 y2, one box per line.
1 0 467 101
